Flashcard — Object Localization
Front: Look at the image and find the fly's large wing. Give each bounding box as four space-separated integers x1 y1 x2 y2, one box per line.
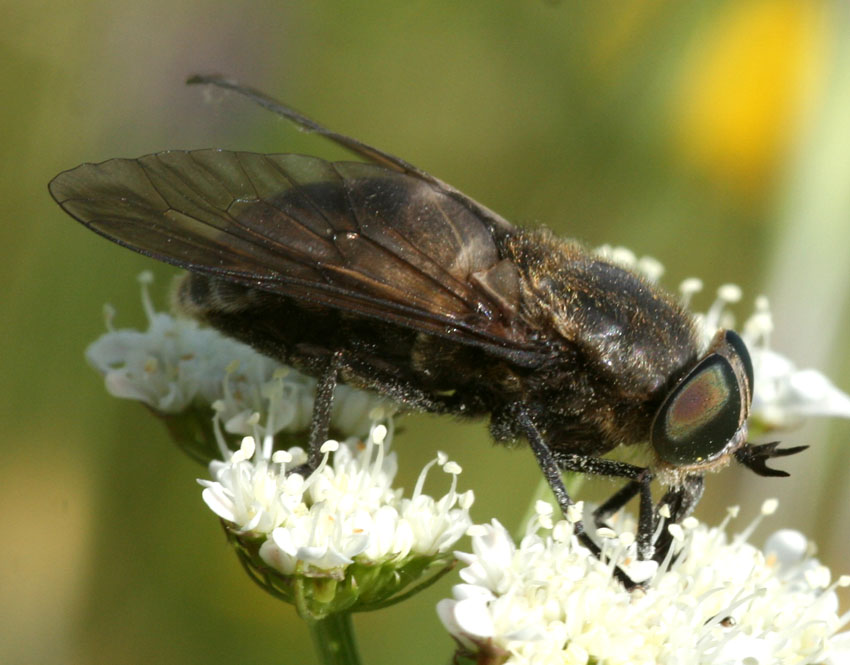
49 149 538 355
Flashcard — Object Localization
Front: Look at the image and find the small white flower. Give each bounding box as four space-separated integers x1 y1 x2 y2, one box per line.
439 502 850 665
85 272 392 441
698 286 850 427
200 415 473 578
595 243 666 283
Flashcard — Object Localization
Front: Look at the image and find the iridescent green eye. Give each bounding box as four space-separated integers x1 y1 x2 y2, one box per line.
651 354 743 467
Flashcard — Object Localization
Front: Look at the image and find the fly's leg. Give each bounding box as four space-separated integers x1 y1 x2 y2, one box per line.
649 475 705 564
302 350 468 471
593 481 641 525
306 351 346 469
557 458 706 564
551 451 656 561
513 408 639 589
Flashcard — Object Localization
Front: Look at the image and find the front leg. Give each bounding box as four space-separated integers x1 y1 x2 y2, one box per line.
551 451 657 560
581 469 706 564
649 474 705 563
513 408 638 589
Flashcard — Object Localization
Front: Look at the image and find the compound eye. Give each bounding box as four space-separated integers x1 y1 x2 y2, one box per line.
651 354 744 467
724 329 754 394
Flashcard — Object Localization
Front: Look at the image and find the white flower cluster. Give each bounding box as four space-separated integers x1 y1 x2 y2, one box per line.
200 419 474 575
596 246 850 429
85 273 472 612
85 271 390 439
692 283 850 428
438 501 850 665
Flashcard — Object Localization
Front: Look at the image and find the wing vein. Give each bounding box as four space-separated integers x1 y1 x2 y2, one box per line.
260 153 340 231
136 156 278 265
328 162 481 315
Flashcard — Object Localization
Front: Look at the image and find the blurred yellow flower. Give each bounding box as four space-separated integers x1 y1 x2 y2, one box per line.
671 0 826 196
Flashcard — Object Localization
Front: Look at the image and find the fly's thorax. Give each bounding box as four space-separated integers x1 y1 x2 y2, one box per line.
501 228 701 426
503 229 700 394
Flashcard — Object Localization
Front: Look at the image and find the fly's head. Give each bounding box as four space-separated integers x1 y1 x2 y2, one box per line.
650 329 807 483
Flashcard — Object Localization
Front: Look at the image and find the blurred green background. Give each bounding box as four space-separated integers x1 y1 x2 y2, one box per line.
4 1 850 663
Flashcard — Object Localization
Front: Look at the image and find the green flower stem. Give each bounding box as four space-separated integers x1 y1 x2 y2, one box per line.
306 613 362 665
